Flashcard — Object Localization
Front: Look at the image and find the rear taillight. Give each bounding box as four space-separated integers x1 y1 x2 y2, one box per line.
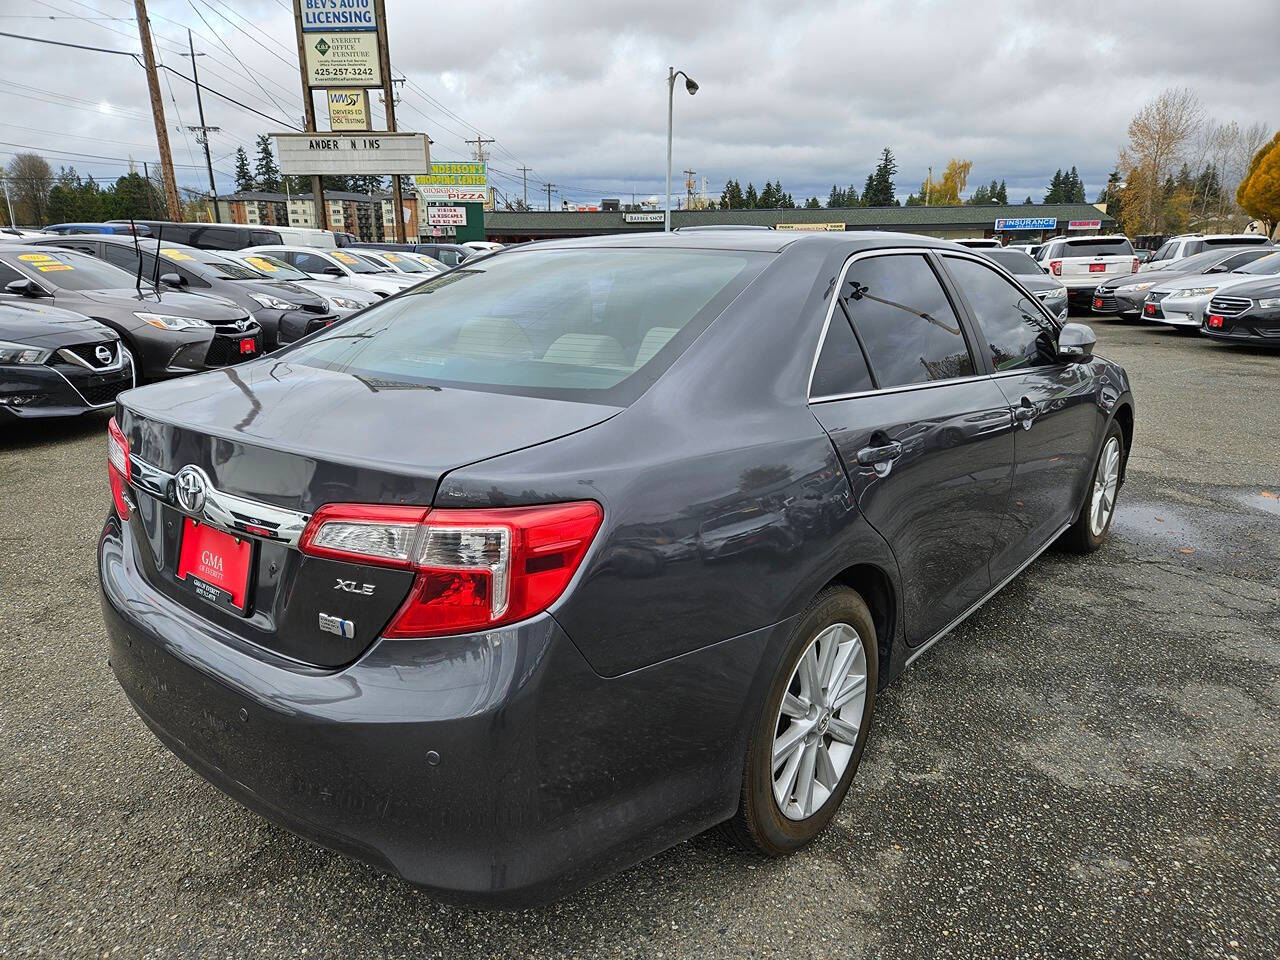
107 416 131 520
1050 260 1062 276
1131 257 1140 273
300 501 603 638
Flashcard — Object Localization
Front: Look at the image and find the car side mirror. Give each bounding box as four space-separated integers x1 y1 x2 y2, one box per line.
323 266 344 276
1205 265 1225 273
5 277 44 297
1057 322 1096 362
160 272 186 288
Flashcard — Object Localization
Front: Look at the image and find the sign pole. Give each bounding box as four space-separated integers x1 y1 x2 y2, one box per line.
373 0 406 242
292 0 327 232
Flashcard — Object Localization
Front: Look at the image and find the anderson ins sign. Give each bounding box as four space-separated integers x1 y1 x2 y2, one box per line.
273 133 430 176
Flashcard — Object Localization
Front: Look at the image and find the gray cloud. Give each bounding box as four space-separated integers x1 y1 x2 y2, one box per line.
2 0 1275 207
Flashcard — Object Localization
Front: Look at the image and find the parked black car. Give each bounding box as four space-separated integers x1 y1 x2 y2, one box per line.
347 241 475 267
0 299 134 418
30 236 338 350
99 231 1133 905
1203 279 1280 345
0 246 260 382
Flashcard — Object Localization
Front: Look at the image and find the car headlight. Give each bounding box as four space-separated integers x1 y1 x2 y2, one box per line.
1258 297 1280 309
0 339 52 364
330 296 367 310
250 293 301 311
1116 281 1156 293
1169 287 1218 298
133 312 211 331
1035 287 1066 301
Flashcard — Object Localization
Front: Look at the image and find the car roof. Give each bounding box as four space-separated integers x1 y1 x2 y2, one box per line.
525 229 964 255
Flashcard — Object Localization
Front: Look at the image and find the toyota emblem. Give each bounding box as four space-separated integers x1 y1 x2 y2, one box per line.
95 344 113 364
173 465 210 515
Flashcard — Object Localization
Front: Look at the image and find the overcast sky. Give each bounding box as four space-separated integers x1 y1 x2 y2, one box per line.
3 0 1277 208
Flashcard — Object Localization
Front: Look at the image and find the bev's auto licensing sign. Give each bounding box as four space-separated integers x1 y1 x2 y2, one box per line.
273 132 430 175
299 0 376 32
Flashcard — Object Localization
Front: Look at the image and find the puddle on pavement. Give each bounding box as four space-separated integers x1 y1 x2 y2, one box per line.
1110 492 1280 561
1234 490 1280 518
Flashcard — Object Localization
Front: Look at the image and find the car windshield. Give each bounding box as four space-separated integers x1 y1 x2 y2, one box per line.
283 248 768 404
1061 237 1134 257
5 249 138 291
330 250 384 273
377 252 431 273
982 250 1041 274
158 247 263 281
1237 252 1280 275
1175 248 1252 273
235 254 310 281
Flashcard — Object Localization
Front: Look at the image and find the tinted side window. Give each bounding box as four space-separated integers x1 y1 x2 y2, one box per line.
251 230 281 246
1151 242 1173 261
811 308 874 398
844 254 974 388
945 256 1057 372
101 244 139 272
294 252 333 273
1184 240 1204 256
0 262 26 287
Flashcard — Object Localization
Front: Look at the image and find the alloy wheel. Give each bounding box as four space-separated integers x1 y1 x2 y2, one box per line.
771 622 868 821
1090 436 1121 536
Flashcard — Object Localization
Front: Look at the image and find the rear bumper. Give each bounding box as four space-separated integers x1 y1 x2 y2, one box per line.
98 515 780 905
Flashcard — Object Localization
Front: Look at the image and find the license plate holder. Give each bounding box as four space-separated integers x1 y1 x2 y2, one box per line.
1089 263 1107 273
177 517 253 613
239 338 256 355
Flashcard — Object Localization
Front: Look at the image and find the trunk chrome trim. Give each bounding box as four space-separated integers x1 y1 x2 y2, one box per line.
128 454 312 547
903 520 1070 667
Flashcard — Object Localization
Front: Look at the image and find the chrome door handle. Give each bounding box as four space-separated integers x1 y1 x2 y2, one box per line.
1013 398 1036 429
856 441 904 476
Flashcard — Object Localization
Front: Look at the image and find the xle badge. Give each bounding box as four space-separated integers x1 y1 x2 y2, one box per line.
319 613 355 640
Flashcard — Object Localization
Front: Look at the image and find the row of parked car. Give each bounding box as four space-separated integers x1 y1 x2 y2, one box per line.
957 232 1279 346
0 221 501 421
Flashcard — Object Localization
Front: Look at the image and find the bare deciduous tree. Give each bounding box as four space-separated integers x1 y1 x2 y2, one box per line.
5 153 54 226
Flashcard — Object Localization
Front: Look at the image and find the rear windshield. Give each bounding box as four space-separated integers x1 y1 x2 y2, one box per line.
4 249 138 291
982 250 1041 274
1061 237 1134 257
1204 236 1269 247
1238 252 1280 276
283 248 768 404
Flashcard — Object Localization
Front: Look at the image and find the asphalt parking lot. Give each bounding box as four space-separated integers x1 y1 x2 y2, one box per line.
1 315 1277 959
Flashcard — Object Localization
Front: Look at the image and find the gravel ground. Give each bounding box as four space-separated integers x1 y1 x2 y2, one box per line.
1 315 1277 959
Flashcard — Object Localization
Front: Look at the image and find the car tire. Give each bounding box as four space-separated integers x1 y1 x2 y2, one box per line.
725 585 878 856
1060 420 1125 553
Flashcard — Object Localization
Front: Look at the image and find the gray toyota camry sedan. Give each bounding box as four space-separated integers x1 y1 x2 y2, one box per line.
99 230 1134 905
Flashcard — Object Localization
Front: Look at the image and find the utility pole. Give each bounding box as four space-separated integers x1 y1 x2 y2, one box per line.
182 30 220 222
466 137 495 162
133 0 182 220
518 165 531 207
290 0 326 230
545 182 555 211
374 0 406 242
684 168 695 210
925 165 932 207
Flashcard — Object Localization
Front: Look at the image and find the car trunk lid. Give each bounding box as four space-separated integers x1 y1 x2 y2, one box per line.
116 361 620 666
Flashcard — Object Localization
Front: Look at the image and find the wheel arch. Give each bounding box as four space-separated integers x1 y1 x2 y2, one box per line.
1111 400 1134 482
824 562 897 686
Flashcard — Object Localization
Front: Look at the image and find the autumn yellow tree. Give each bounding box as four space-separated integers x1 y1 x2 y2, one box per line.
919 160 973 205
1116 87 1204 235
1237 131 1280 235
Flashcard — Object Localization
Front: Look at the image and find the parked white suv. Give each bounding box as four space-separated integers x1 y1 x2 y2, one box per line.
1036 235 1138 310
241 245 424 298
1139 233 1272 272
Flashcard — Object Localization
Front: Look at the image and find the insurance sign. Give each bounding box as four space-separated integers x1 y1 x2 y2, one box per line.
274 132 430 175
994 217 1057 231
299 0 377 32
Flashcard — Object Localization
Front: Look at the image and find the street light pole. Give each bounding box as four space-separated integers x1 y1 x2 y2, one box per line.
665 66 698 232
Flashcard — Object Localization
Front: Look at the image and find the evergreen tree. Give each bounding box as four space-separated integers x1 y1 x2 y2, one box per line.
864 147 898 206
720 179 745 209
744 182 759 208
804 196 821 209
253 135 281 192
967 183 992 205
779 191 795 209
758 180 777 208
1045 169 1064 203
846 183 861 206
233 147 253 193
1024 196 1034 204
995 179 1008 204
904 192 922 206
827 184 846 208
